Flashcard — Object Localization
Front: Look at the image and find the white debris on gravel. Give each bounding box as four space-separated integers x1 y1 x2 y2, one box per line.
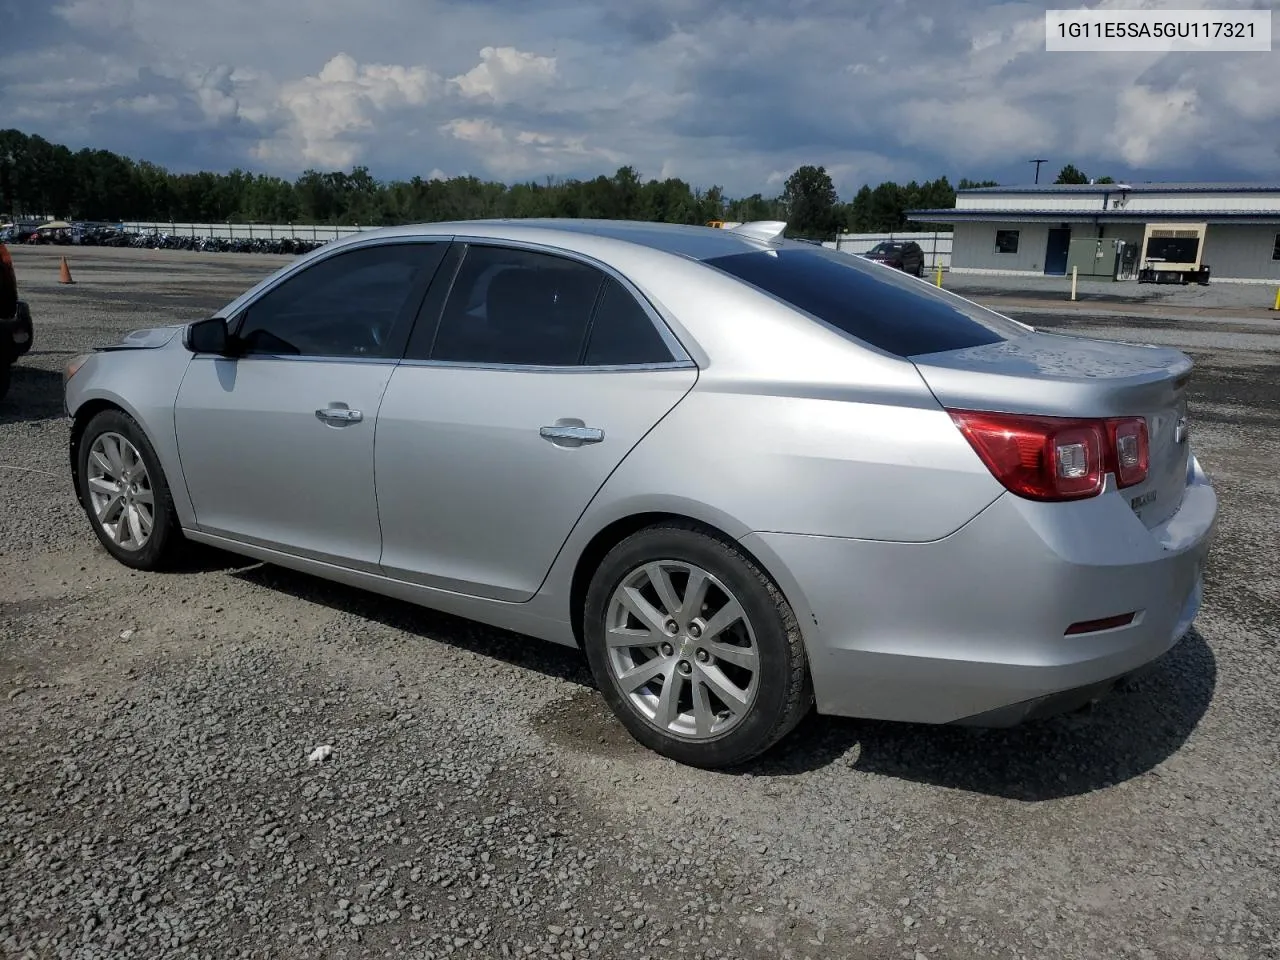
308 743 334 763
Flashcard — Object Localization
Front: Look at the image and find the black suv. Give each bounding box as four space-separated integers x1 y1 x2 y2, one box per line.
1 242 35 400
861 240 926 277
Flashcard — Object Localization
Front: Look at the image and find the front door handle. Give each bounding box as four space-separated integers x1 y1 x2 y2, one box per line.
540 423 604 447
316 404 363 426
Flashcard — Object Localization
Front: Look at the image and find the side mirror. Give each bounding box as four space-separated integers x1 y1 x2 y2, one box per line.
187 317 232 355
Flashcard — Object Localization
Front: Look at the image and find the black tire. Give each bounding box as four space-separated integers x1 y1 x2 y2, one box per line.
76 408 187 570
0 359 10 402
582 523 812 769
13 301 32 357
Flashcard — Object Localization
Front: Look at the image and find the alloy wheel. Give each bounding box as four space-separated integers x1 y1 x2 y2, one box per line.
86 431 155 551
604 560 760 740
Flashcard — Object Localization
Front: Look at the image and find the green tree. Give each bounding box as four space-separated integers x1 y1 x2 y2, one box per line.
1054 164 1089 184
782 165 839 239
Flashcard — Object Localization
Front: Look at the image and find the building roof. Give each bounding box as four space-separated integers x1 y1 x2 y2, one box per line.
907 208 1280 224
958 182 1280 195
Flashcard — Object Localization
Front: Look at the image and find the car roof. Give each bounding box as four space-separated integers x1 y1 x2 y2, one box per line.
325 218 795 263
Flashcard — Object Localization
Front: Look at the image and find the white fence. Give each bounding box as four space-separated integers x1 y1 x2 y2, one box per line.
824 231 954 269
121 222 377 242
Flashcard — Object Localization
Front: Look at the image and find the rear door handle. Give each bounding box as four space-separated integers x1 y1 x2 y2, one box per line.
540 424 604 447
316 404 363 426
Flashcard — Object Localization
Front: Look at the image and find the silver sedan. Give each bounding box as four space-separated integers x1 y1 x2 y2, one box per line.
62 218 1218 769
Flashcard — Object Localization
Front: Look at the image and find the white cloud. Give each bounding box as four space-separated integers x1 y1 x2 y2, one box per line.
450 46 557 103
255 53 442 168
441 116 622 178
114 93 178 116
1107 85 1206 167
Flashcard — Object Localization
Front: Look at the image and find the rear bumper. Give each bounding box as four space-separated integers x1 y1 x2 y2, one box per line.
742 454 1217 726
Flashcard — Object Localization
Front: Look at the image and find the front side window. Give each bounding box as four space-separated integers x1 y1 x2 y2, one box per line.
235 242 441 358
995 230 1020 254
704 247 1026 358
430 245 605 366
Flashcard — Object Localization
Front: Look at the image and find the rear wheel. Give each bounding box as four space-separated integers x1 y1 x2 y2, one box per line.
582 523 812 769
76 408 186 570
0 359 10 401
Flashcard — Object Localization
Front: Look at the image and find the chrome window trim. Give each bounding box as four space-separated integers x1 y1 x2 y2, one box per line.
446 234 695 367
395 358 697 374
187 353 401 366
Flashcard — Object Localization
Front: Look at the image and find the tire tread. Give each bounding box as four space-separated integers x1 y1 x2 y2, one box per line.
584 520 814 768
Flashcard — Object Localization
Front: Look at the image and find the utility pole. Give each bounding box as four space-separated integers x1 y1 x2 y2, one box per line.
1029 159 1047 184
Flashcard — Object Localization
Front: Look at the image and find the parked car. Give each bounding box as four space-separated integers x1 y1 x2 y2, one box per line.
0 241 35 400
862 239 926 276
62 218 1217 769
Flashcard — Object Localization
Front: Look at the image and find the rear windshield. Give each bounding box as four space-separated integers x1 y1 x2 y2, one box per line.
703 247 1025 358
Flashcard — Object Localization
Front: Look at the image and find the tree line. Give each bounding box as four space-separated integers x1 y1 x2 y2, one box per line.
2 127 1019 238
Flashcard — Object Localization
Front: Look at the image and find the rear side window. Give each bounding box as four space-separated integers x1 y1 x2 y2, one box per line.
583 277 673 366
704 248 1024 358
430 245 604 366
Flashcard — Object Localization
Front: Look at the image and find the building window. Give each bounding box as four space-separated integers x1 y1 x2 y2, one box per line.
1273 233 1280 261
995 230 1020 254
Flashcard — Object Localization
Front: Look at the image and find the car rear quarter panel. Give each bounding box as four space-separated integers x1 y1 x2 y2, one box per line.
579 381 1005 543
555 248 1007 545
66 344 197 527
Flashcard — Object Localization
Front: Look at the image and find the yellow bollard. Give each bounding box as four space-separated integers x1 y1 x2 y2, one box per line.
935 262 943 288
1071 265 1078 302
1272 286 1280 311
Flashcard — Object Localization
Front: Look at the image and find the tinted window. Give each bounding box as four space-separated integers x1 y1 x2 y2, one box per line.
995 230 1020 254
237 243 439 357
704 248 1025 358
431 245 604 365
583 278 673 366
1273 233 1280 261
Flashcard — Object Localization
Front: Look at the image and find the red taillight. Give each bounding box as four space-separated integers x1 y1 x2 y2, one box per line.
948 409 1150 502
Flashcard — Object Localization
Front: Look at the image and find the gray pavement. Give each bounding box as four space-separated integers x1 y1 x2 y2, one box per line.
2 245 1278 960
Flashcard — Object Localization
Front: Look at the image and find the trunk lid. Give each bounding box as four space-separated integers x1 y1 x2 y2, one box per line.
911 330 1193 528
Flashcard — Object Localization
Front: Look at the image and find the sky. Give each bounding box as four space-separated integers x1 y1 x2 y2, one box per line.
1 0 1277 200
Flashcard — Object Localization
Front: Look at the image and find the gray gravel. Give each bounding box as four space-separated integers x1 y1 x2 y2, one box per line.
3 245 1279 960
943 268 1280 313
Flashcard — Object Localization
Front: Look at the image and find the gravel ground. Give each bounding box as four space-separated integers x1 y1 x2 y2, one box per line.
942 269 1280 315
2 246 1279 960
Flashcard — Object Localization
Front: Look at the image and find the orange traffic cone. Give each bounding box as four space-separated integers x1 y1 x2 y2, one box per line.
58 257 75 284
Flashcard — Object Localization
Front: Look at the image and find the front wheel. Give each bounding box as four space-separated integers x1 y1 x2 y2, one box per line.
76 408 187 570
582 523 813 769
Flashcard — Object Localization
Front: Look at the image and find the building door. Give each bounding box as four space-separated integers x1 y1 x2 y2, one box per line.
1044 228 1071 275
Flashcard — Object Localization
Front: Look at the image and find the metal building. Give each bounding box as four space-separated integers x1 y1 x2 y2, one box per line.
908 182 1280 284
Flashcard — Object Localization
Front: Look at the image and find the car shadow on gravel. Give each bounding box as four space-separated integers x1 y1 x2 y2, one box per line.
228 562 595 688
224 562 1216 798
748 629 1216 800
0 365 65 424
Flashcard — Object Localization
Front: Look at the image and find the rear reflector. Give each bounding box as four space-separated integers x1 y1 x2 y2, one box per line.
1064 612 1137 635
947 409 1151 502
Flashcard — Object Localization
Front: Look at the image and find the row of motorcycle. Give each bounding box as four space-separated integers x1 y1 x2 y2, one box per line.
25 226 332 255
